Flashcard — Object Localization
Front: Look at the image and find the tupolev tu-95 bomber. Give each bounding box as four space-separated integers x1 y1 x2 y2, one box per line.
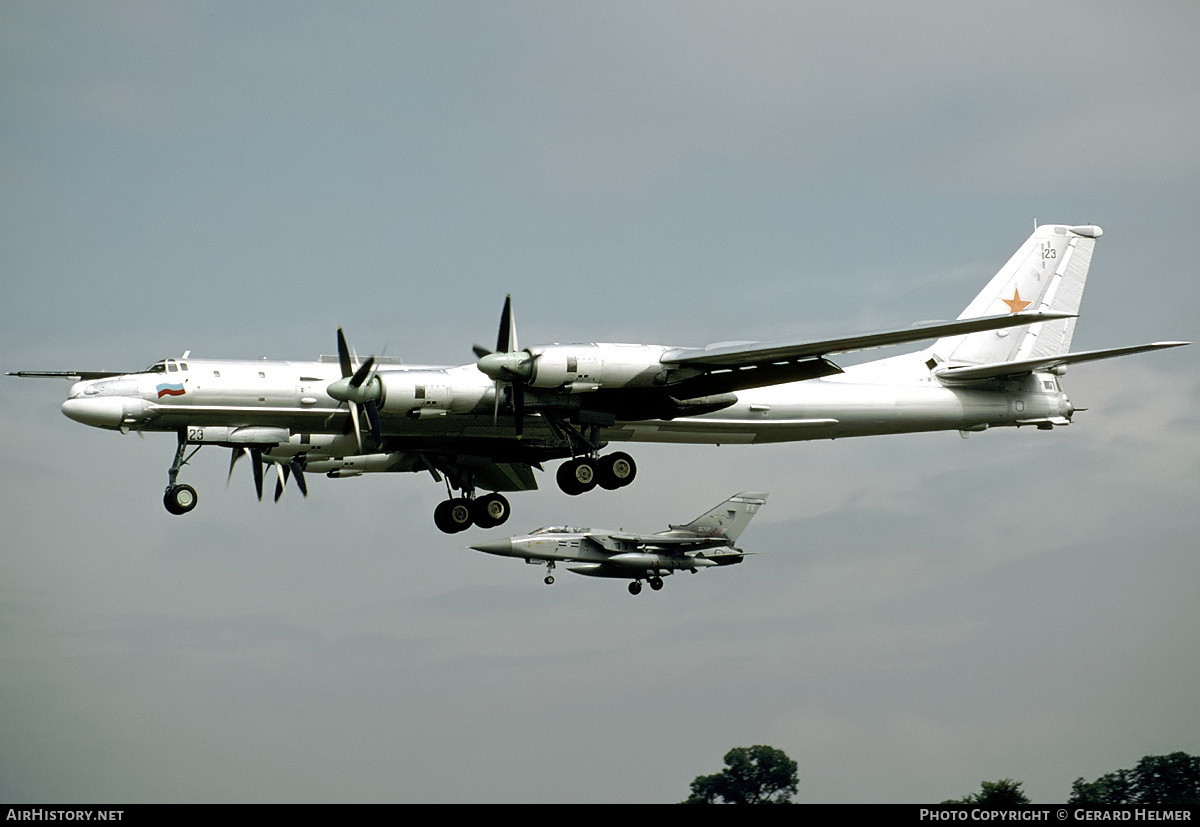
469 492 767 594
8 224 1187 532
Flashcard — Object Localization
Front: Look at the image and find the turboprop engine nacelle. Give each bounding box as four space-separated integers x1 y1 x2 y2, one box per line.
479 343 669 392
376 368 488 417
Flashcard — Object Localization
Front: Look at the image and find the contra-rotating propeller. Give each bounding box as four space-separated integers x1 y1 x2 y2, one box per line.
475 295 535 436
227 446 308 503
227 446 264 500
327 327 382 450
271 456 309 502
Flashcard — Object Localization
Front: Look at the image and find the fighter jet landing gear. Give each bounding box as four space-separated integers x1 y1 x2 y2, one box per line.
557 452 637 496
432 492 511 534
628 576 664 596
163 431 202 515
544 562 556 585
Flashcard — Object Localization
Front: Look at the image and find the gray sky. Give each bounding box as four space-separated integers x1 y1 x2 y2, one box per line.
2 0 1197 804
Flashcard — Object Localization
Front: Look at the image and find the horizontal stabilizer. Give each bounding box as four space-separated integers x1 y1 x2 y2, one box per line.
934 341 1189 385
662 312 1074 368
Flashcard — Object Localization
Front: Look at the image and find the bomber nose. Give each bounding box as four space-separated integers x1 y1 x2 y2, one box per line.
470 538 514 556
61 397 126 428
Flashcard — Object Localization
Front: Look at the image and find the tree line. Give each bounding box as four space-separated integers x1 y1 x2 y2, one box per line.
683 746 1200 805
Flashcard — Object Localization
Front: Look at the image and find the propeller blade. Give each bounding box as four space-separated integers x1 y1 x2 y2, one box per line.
251 448 264 501
274 464 289 502
497 294 514 353
227 447 241 488
472 344 492 359
364 400 382 444
513 383 525 437
289 457 308 498
337 327 353 378
349 355 375 389
348 400 362 452
228 447 265 500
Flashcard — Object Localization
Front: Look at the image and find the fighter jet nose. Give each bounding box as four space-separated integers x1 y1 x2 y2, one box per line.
61 397 126 428
469 538 514 556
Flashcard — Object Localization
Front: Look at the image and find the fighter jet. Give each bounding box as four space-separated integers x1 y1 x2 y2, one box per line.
469 492 767 595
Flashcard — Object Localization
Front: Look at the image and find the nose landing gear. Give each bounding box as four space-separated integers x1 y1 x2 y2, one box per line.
163 431 202 515
164 483 198 515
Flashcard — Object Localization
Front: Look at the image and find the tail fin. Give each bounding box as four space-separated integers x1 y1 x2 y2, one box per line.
669 491 767 542
932 224 1102 365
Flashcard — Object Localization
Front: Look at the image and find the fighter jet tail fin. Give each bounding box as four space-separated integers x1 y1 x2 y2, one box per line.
932 224 1101 366
669 491 767 543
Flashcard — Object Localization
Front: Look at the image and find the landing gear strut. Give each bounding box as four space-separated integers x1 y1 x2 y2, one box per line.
164 431 201 515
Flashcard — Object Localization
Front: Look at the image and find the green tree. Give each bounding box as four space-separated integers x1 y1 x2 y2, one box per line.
1069 753 1200 806
944 778 1030 806
683 745 799 804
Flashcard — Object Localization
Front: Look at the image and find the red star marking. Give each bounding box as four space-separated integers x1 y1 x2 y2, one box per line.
1002 287 1031 313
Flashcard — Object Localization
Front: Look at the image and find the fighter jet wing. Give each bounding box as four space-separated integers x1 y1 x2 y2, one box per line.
660 311 1074 368
590 533 735 551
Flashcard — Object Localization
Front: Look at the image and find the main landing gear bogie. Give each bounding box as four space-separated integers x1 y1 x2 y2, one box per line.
433 492 511 534
557 452 637 496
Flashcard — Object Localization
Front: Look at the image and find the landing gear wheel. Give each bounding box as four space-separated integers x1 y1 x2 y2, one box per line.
557 458 598 495
163 484 198 515
544 575 555 585
434 498 474 534
598 452 637 490
471 493 511 529
628 581 643 596
649 576 664 591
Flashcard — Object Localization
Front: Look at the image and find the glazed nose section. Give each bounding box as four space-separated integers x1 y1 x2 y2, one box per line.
61 397 126 428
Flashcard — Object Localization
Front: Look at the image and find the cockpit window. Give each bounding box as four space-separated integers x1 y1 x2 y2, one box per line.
167 362 177 372
144 361 167 374
530 526 585 535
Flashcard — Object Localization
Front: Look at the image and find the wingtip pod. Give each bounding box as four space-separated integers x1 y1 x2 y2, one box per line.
1067 224 1102 238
